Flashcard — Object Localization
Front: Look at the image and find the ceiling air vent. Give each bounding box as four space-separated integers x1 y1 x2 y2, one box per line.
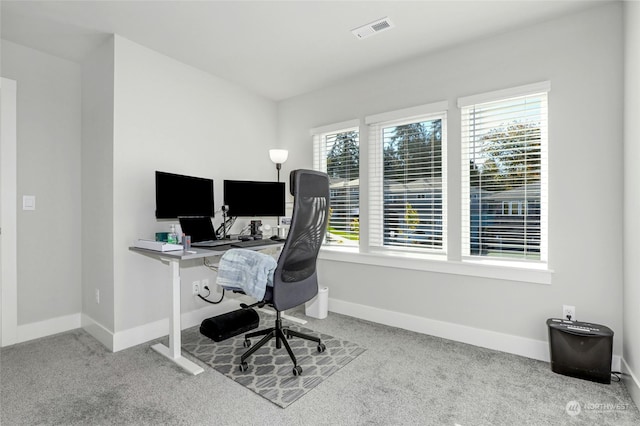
351 17 395 40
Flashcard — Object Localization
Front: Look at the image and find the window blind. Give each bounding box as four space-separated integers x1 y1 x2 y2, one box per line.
312 123 360 247
368 109 447 253
460 87 548 262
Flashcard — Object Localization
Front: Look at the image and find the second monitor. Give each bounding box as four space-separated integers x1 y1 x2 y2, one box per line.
223 180 285 218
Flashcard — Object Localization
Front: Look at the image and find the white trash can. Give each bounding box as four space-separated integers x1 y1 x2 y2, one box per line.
305 287 329 319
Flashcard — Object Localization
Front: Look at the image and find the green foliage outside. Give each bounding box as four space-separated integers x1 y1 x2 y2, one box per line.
405 203 419 230
470 122 541 192
328 226 359 241
327 131 359 180
383 121 442 183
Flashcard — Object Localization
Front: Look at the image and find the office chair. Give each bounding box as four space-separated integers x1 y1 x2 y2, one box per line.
238 169 330 376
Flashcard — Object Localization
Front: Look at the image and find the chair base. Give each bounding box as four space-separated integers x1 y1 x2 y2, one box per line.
239 310 325 375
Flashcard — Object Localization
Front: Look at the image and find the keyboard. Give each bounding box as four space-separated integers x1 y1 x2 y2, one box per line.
191 240 232 248
231 239 282 248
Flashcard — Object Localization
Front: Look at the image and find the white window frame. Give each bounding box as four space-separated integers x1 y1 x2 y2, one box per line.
311 119 361 249
366 101 448 257
311 91 553 285
459 81 550 269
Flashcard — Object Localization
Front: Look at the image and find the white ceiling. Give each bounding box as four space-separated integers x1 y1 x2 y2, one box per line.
1 0 605 101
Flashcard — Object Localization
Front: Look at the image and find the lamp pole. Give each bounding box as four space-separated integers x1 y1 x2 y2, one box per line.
269 149 289 231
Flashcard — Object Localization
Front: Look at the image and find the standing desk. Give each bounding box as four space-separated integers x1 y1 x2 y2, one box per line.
129 243 281 375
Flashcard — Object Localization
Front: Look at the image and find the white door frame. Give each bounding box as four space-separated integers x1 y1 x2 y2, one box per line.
1 77 18 347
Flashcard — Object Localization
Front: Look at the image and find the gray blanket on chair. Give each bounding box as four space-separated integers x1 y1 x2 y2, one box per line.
216 248 277 300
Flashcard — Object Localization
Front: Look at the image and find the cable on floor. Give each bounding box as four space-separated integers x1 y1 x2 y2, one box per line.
611 371 622 382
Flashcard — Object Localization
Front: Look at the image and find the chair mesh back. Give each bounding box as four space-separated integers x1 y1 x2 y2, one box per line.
281 196 327 282
272 170 330 311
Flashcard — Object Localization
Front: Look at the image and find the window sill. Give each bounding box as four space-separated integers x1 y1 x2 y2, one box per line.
318 247 553 285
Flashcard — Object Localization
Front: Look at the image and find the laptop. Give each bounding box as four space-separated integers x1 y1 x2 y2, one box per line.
178 217 230 248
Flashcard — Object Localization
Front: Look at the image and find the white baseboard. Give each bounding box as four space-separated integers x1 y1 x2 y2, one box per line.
329 298 622 370
622 358 640 409
82 300 239 352
16 298 629 385
329 298 549 361
17 313 81 343
81 313 114 351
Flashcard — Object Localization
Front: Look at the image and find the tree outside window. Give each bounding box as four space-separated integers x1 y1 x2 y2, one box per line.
322 130 360 246
464 93 547 261
381 118 444 250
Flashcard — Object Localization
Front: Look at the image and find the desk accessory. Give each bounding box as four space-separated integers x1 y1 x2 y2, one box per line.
134 239 183 252
168 224 179 244
250 220 262 237
220 204 229 239
181 234 191 249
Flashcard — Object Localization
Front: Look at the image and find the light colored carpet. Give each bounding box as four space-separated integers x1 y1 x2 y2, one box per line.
1 309 639 425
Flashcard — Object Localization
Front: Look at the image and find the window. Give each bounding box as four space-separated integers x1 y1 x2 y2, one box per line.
460 82 549 263
367 102 448 254
502 201 526 216
310 86 551 282
312 120 360 247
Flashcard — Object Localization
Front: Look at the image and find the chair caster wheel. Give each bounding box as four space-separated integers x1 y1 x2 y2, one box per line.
239 362 248 372
243 339 251 348
317 343 326 353
292 365 302 376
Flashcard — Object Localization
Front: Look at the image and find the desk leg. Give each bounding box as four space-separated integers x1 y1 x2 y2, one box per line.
151 257 204 375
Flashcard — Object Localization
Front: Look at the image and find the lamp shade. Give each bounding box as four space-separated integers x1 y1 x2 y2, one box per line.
269 149 289 164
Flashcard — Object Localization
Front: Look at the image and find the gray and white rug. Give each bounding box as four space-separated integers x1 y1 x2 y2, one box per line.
182 312 366 407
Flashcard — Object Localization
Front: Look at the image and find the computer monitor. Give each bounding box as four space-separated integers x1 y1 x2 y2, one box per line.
155 171 215 219
223 180 285 217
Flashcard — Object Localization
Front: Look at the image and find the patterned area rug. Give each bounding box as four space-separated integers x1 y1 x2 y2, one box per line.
182 312 366 408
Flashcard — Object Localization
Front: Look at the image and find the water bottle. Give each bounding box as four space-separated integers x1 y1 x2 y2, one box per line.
168 224 178 244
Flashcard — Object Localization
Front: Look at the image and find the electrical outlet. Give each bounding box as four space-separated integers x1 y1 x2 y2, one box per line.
95 289 100 304
192 281 200 296
563 305 576 321
201 279 209 292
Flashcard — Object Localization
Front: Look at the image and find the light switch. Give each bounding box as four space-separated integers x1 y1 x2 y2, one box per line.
22 195 35 211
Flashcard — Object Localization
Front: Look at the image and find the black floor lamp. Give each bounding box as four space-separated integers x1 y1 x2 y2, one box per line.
269 149 288 233
269 149 288 183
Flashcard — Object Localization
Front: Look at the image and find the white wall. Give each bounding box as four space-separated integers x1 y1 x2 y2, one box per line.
81 36 115 333
1 77 18 346
110 36 278 336
1 40 82 329
278 4 625 357
623 0 640 408
3 34 279 349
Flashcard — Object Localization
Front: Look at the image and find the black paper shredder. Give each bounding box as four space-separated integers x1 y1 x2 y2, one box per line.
547 318 614 384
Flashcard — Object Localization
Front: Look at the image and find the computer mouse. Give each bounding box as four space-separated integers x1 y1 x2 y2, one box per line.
270 235 283 241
